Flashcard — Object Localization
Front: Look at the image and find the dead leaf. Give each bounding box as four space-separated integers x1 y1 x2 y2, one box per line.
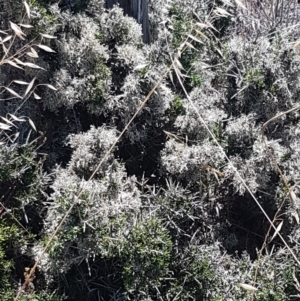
8 114 26 122
44 84 57 91
36 44 56 53
1 35 12 43
33 93 41 100
19 24 33 28
5 87 22 99
10 21 26 40
23 62 45 70
24 77 35 98
5 60 24 70
28 118 36 131
0 122 11 130
239 283 258 291
40 33 57 39
270 221 283 242
23 1 30 18
13 80 29 85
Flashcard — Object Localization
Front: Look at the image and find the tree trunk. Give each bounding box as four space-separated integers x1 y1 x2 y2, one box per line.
106 0 150 44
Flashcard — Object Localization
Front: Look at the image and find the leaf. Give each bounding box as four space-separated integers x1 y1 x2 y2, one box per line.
169 70 174 84
10 21 26 40
36 44 56 53
187 34 203 44
23 62 45 70
292 211 299 224
194 29 208 39
290 190 298 204
293 40 300 49
2 44 8 55
14 58 25 65
214 7 233 17
8 113 26 122
0 122 11 130
5 87 22 99
44 84 57 91
270 221 283 242
24 77 35 98
238 283 258 291
195 22 209 29
134 64 148 71
23 1 31 18
30 47 38 57
186 42 197 50
33 93 41 100
26 47 39 58
1 35 12 43
19 24 33 28
234 0 247 9
40 33 57 39
14 80 29 85
28 118 36 131
5 60 24 70
205 21 219 32
1 116 15 127
174 58 184 70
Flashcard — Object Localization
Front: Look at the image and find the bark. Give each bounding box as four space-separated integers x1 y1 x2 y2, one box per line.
106 0 150 44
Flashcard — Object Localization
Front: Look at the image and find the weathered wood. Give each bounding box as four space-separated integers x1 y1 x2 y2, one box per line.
106 0 150 44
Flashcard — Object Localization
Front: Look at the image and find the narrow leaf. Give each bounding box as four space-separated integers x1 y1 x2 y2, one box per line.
169 70 174 84
26 51 39 58
33 93 41 100
28 118 36 131
134 64 148 71
23 62 45 70
186 42 197 50
36 44 56 53
40 33 57 39
8 114 26 122
290 190 298 204
6 60 24 70
188 34 203 44
23 1 31 18
239 283 258 291
19 24 33 28
235 0 247 9
194 29 208 39
205 21 219 32
2 44 8 55
13 80 29 85
174 58 184 70
5 87 22 99
10 21 26 40
214 7 233 17
195 22 209 29
292 211 299 224
270 221 283 242
30 47 38 57
1 116 15 127
1 35 12 43
44 84 57 91
14 58 25 65
24 77 35 98
0 122 11 130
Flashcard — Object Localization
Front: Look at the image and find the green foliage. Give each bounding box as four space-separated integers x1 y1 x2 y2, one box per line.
122 218 172 295
0 222 19 300
169 247 217 300
170 94 184 117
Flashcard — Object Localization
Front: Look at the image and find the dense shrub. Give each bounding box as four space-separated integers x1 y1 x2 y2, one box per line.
1 0 300 300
